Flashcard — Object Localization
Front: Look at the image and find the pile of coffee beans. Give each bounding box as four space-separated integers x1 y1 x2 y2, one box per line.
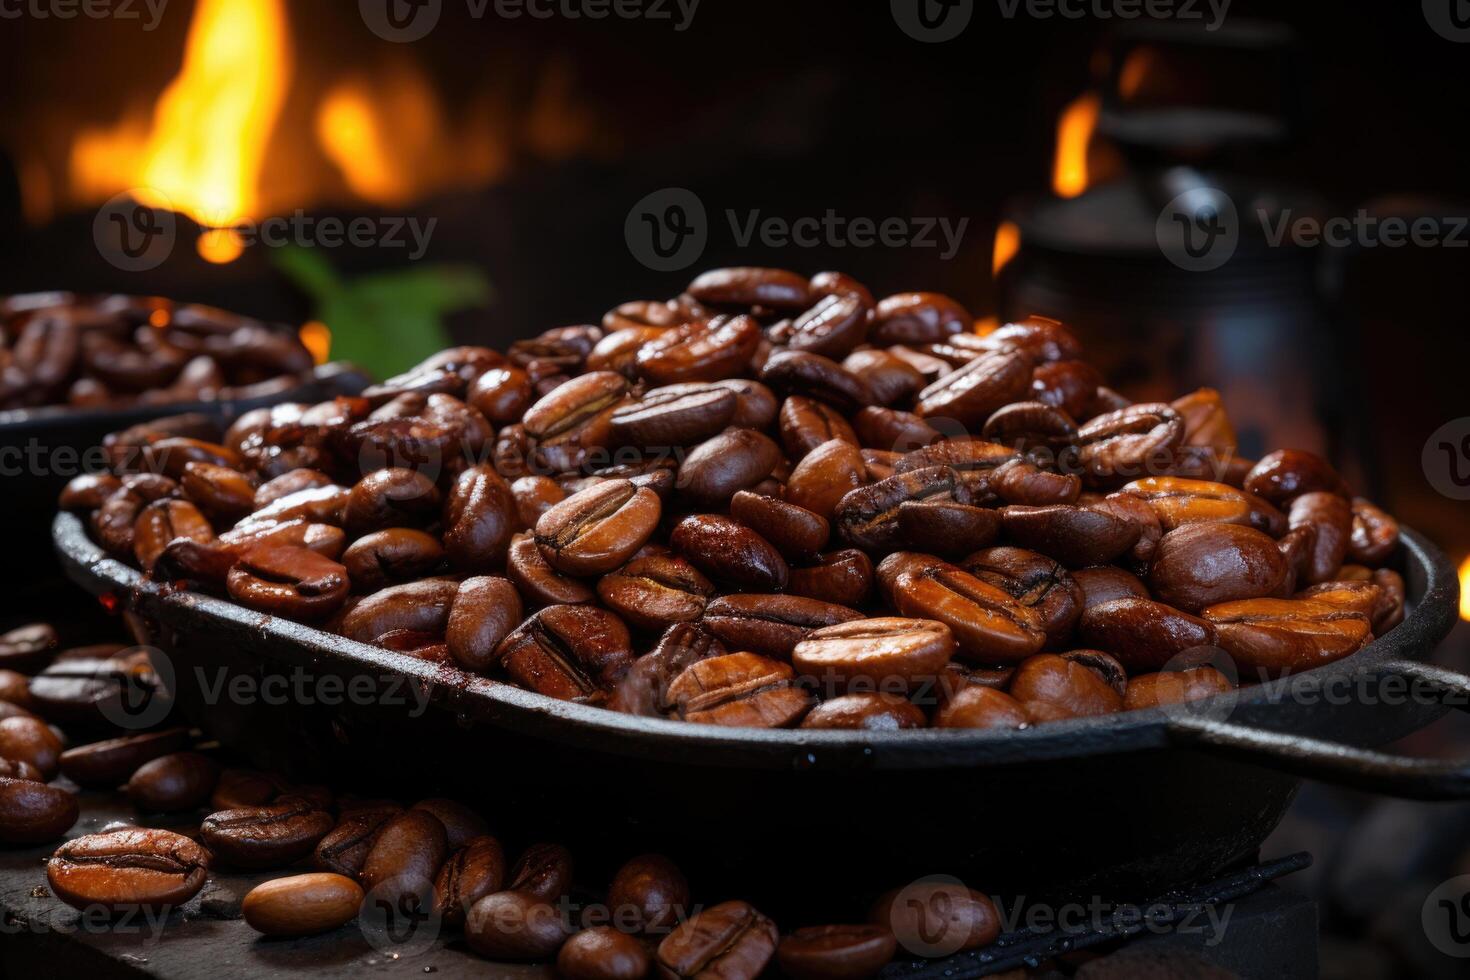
1 293 315 412
62 268 1409 729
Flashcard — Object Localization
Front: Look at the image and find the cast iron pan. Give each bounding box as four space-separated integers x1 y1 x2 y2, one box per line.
52 513 1467 904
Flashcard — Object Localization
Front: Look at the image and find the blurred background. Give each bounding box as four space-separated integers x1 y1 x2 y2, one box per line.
1 1 1468 974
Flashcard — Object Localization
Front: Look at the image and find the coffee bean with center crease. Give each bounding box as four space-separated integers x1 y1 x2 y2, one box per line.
915 348 1033 427
201 796 335 869
882 554 1046 664
446 576 523 673
608 624 726 716
1001 504 1142 568
1078 598 1217 673
658 899 779 980
523 371 628 473
343 468 440 534
435 835 506 926
843 350 925 410
133 498 214 573
787 292 870 359
1074 403 1185 487
1010 653 1123 719
507 533 596 607
444 464 518 570
897 498 1001 558
788 549 874 608
870 293 970 346
536 479 662 577
606 853 689 933
494 605 633 701
361 809 449 905
1243 449 1349 505
59 727 189 789
793 617 954 694
701 594 864 660
779 395 859 461
670 515 789 592
0 776 77 843
677 428 782 508
610 384 737 449
343 528 445 592
835 465 965 554
48 829 209 912
180 461 255 522
1202 598 1371 675
226 545 351 620
597 554 714 631
760 350 874 413
313 804 402 880
339 579 458 644
126 752 220 812
509 841 575 901
1120 476 1285 534
636 315 762 386
730 490 829 560
777 924 898 980
666 653 810 727
961 547 1082 650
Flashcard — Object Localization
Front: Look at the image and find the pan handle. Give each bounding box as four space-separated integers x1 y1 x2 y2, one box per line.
1166 659 1470 801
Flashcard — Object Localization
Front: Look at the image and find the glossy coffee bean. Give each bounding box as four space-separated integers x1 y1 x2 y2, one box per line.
1070 565 1149 611
60 473 124 512
48 829 209 912
760 349 874 413
342 528 445 592
1243 449 1349 504
844 350 925 409
1074 403 1185 486
834 465 965 554
1349 498 1399 565
689 267 809 310
133 498 214 573
0 623 58 672
785 439 868 521
444 464 518 570
361 809 449 903
678 428 783 508
0 776 77 843
780 395 859 461
670 514 789 592
201 797 335 869
793 618 954 693
870 293 969 346
508 841 574 901
611 383 737 449
465 890 573 961
1120 476 1285 536
990 460 1081 507
800 692 927 731
1123 667 1233 711
658 900 779 980
339 579 457 644
59 727 189 789
883 555 1046 664
608 853 690 932
126 752 220 812
558 926 652 980
666 653 810 727
1001 503 1141 568
1202 598 1371 675
226 545 350 620
1371 568 1406 633
934 685 1029 728
778 924 898 980
179 461 255 522
702 594 863 661
1077 598 1217 673
730 490 830 561
342 469 439 534
494 605 633 701
0 715 61 779
915 349 1032 427
871 881 1000 954
507 533 596 606
536 480 662 577
788 549 874 607
608 624 725 716
636 315 762 386
313 804 402 880
243 873 364 936
1148 523 1288 613
447 576 524 673
982 400 1077 451
1009 653 1123 719
1288 491 1352 586
468 366 534 424
598 554 714 630
435 835 506 926
960 547 1082 651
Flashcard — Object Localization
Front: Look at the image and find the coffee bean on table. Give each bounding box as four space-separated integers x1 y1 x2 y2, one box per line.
793 618 955 694
607 853 689 933
536 480 662 577
243 873 364 936
59 727 190 789
48 829 210 912
435 835 506 926
778 924 898 980
508 841 575 902
0 716 62 779
558 926 652 980
200 797 335 869
125 752 220 812
658 899 779 980
0 776 77 843
314 804 403 880
361 809 449 906
465 890 573 961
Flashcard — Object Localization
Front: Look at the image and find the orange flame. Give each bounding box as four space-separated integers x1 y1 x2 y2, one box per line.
1459 555 1470 621
992 220 1021 277
1118 48 1159 101
298 321 332 365
69 0 291 261
1052 94 1100 199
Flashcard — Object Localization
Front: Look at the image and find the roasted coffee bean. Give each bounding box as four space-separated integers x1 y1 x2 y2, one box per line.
1171 387 1237 451
896 438 1019 476
313 804 402 880
1123 668 1233 711
48 829 209 912
658 899 779 980
465 890 573 960
915 348 1032 427
59 727 189 789
446 576 523 673
730 490 830 560
702 594 863 660
409 798 488 851
126 752 220 812
536 479 662 577
778 924 898 980
505 841 574 902
0 670 29 709
787 292 870 358
871 880 1000 954
361 809 449 902
132 498 213 573
507 533 597 607
467 366 534 424
1087 491 1163 566
598 554 715 631
201 797 335 869
444 464 518 570
785 439 868 521
342 528 445 592
60 473 124 511
1078 598 1217 673
1120 476 1285 535
870 293 969 346
558 926 652 980
179 461 255 522
1072 565 1150 610
793 617 954 693
0 716 61 779
883 556 1046 663
244 484 350 529
494 605 633 701
1295 580 1385 621
522 371 627 471
977 316 1082 363
835 465 965 554
982 400 1077 451
850 405 940 455
607 853 690 932
678 428 783 508
1031 359 1103 420
1244 449 1349 504
435 835 506 926
0 624 58 672
788 549 875 608
1349 498 1399 565
779 394 859 461
341 468 440 534
0 776 77 843
843 350 926 408
689 267 809 310
671 514 790 592
243 873 364 936
0 758 42 781
611 384 737 450
761 350 874 412
897 498 1001 558
255 469 334 510
226 545 351 620
609 624 726 716
1372 568 1407 632
1009 653 1123 719
800 693 927 730
961 547 1082 650
339 579 457 644
1074 403 1185 486
989 459 1081 507
210 768 282 810
1288 491 1352 586
1148 524 1289 613
1203 598 1371 675
637 315 762 385
666 653 810 727
510 475 567 529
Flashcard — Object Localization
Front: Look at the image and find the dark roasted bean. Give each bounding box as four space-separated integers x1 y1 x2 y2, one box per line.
598 554 715 630
201 797 335 869
1078 598 1217 673
915 349 1032 427
658 900 779 980
435 835 506 926
126 752 220 812
59 728 189 789
1203 598 1370 675
677 428 783 508
558 926 652 980
48 829 209 912
0 776 77 843
778 924 898 980
1148 523 1289 613
666 653 810 727
227 545 351 620
702 594 863 660
507 533 597 607
242 873 364 937
494 605 633 701
671 515 789 592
